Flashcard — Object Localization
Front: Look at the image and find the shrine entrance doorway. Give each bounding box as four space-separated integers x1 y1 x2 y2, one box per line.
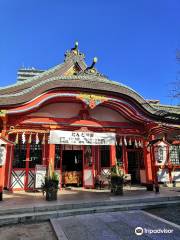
62 150 83 187
127 151 143 184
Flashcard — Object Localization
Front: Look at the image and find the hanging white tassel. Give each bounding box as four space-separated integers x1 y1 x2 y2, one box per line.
15 133 19 145
119 137 123 146
128 138 132 146
134 139 138 148
22 132 26 144
48 134 50 144
124 137 127 146
138 140 141 148
36 133 39 144
28 133 32 144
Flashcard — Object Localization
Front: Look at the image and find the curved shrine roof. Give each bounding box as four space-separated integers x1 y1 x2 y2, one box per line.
0 44 179 123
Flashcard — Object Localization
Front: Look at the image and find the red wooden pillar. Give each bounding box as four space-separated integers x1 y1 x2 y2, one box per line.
110 145 116 166
143 140 153 186
122 143 128 173
4 145 10 188
4 144 14 189
8 145 14 192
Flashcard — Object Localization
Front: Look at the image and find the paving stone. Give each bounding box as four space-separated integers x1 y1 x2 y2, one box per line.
51 211 180 240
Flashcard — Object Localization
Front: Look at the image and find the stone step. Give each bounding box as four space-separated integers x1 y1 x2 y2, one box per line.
0 195 179 217
0 200 179 227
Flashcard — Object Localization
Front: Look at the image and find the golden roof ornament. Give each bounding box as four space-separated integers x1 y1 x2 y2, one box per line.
64 41 85 62
88 57 98 73
71 41 79 55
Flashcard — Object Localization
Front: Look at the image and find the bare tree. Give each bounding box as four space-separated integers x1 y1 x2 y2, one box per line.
170 50 180 100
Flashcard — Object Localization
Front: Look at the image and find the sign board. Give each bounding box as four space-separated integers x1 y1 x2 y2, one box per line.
84 169 93 187
35 165 47 188
0 146 6 166
50 130 116 145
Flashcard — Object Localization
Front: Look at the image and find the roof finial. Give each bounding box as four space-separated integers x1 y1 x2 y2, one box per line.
71 41 79 55
75 41 78 49
90 57 98 69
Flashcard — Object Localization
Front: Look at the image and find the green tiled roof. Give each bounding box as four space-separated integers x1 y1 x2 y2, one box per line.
150 103 180 114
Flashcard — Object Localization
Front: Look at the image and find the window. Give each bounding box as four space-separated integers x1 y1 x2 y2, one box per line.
100 145 110 167
13 144 26 168
29 141 42 168
170 145 180 165
55 145 61 168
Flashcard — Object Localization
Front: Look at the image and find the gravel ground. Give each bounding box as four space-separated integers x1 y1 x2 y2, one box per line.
145 205 180 225
0 221 57 240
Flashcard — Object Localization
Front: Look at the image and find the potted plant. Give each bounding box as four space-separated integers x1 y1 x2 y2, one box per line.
111 160 124 195
42 161 59 201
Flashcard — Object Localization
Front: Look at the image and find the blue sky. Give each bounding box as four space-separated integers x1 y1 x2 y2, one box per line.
0 0 180 105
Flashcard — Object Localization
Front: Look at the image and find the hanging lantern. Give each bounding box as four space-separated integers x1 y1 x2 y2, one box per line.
154 141 168 166
22 132 26 144
128 138 132 146
28 133 32 144
42 134 46 145
119 137 123 146
124 137 127 146
36 133 39 144
15 133 19 145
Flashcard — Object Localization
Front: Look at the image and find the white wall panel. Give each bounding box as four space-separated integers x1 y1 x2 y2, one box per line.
89 106 129 122
29 103 82 118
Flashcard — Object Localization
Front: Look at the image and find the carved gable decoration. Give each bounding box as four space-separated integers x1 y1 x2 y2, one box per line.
76 94 108 109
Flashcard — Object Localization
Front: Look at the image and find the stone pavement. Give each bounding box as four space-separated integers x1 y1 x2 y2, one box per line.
1 186 180 211
51 210 180 240
0 186 179 227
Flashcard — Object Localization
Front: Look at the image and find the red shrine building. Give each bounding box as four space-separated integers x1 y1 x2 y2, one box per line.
0 43 180 193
